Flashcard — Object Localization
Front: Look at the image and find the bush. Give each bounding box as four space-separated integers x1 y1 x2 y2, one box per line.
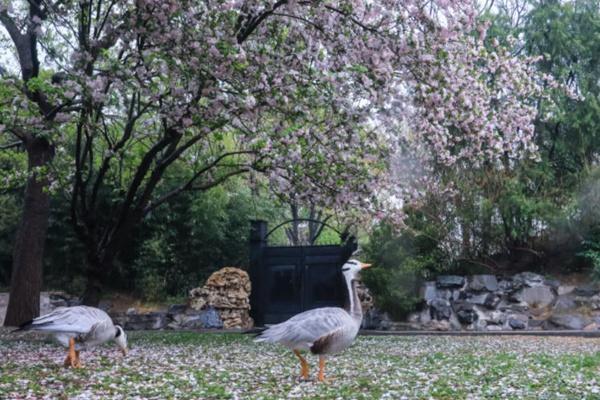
362 215 447 319
137 270 167 303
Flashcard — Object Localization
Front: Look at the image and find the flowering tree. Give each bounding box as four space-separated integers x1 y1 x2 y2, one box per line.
0 0 67 325
0 0 544 312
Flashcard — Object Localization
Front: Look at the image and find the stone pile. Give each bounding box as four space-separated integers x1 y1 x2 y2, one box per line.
407 272 600 331
189 267 253 329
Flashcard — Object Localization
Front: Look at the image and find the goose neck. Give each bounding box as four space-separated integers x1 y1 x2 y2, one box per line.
345 275 362 323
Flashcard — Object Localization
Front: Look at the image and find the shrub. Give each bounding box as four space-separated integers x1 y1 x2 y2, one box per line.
362 216 447 320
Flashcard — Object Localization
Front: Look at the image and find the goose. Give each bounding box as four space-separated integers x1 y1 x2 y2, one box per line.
15 305 128 368
255 259 372 382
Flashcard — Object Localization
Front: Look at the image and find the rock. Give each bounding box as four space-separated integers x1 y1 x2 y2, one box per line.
200 308 222 329
513 272 545 288
574 284 599 297
418 308 431 325
98 300 112 312
574 294 600 310
557 285 575 296
362 308 388 330
189 267 253 329
508 316 527 330
169 308 224 329
466 293 489 306
456 308 478 324
481 310 507 325
512 286 555 309
528 318 546 329
168 304 188 315
120 312 167 330
429 298 452 320
497 299 529 313
484 295 501 309
553 295 576 312
453 301 478 325
50 299 68 308
449 312 462 330
407 311 420 324
356 282 375 313
486 325 504 331
550 314 591 330
469 275 498 292
473 319 488 331
544 278 560 290
584 322 599 331
126 308 137 315
380 314 401 330
48 292 76 309
498 279 518 292
436 289 454 301
424 319 450 331
420 282 438 304
436 275 465 289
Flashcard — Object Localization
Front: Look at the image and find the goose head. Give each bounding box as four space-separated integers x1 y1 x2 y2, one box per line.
341 259 372 281
114 325 128 356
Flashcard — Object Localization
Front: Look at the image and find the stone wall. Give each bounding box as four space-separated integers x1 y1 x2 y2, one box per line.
405 272 600 331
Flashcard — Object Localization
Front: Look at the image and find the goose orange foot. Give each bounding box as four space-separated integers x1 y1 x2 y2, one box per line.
293 350 310 380
317 356 329 383
64 338 81 368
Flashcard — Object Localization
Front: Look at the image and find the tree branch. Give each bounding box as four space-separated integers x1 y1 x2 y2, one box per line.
145 167 250 214
0 141 22 150
144 151 256 214
236 0 288 44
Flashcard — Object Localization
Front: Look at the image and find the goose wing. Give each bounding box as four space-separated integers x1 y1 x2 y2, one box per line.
255 307 353 347
21 306 111 335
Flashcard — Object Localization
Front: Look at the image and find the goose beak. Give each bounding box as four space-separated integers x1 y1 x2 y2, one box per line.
122 348 128 356
360 263 373 269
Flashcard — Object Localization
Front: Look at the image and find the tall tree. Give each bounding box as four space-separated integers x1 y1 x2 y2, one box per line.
2 0 544 307
0 1 71 325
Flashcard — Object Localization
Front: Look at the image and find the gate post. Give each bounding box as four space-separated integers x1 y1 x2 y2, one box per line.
249 220 267 326
342 233 358 261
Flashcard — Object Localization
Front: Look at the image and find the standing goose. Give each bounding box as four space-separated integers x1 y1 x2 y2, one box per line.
16 305 128 368
255 259 372 382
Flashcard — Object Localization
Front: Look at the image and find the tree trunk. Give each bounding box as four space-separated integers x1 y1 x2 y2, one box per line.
82 270 104 307
81 254 109 306
4 138 54 327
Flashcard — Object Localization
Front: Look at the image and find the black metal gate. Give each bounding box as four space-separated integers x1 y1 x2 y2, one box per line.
249 220 357 326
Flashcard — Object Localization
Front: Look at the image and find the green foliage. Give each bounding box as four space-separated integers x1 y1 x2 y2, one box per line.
137 270 167 303
362 217 446 319
395 0 600 280
124 180 283 299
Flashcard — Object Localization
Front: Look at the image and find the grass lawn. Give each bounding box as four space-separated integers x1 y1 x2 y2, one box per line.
2 330 600 399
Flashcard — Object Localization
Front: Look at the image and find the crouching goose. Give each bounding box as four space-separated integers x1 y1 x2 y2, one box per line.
255 259 372 382
16 305 128 368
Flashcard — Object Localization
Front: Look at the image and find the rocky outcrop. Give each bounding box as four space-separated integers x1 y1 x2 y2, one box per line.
406 272 600 331
189 267 253 329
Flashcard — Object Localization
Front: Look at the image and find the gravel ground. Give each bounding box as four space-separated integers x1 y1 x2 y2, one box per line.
1 329 600 399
